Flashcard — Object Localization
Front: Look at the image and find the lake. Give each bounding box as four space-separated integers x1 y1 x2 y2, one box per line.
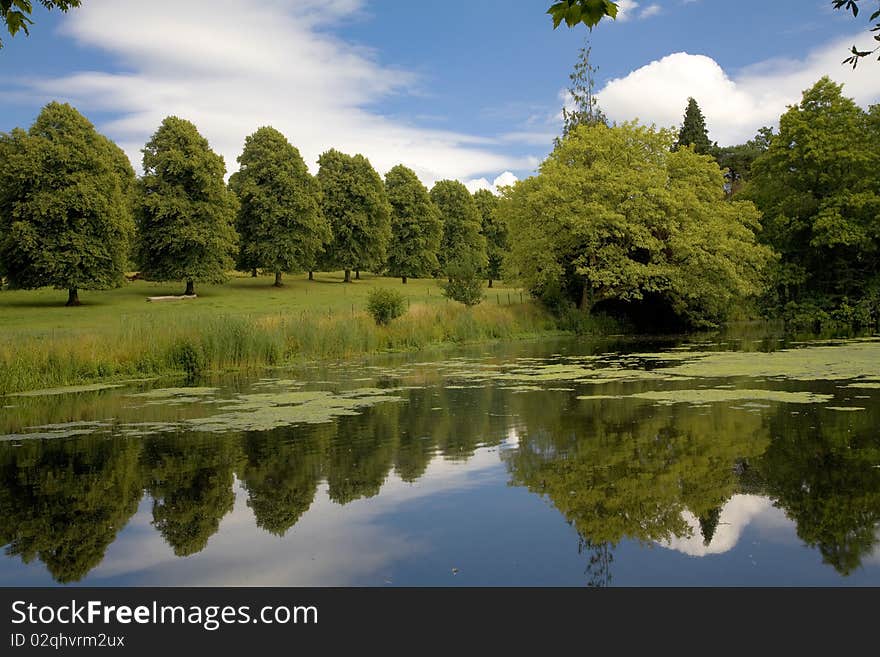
2 332 879 586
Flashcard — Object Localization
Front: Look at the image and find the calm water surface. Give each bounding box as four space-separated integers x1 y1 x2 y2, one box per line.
2 332 879 586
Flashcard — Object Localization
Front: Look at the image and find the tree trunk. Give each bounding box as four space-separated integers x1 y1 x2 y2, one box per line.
402 276 407 285
274 271 283 287
355 270 360 280
251 268 258 278
309 271 314 281
488 279 493 289
185 279 195 296
344 269 351 283
66 287 80 307
579 284 592 312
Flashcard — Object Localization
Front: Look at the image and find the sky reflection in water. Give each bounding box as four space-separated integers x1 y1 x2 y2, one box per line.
2 335 879 586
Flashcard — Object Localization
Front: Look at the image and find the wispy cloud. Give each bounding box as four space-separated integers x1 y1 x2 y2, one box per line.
5 0 533 187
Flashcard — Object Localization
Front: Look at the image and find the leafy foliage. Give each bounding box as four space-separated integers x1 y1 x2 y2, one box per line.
430 180 487 279
711 127 773 196
384 165 442 282
442 264 485 306
676 97 713 155
833 0 880 67
547 0 618 29
317 149 391 281
230 127 329 286
473 189 508 286
501 122 772 329
135 116 238 295
0 0 80 48
745 77 880 327
0 102 134 305
366 287 407 325
558 41 608 146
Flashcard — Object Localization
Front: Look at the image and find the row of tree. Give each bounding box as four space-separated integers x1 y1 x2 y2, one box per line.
0 104 509 305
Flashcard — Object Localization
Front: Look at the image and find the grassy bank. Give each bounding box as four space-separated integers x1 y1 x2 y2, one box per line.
0 272 557 394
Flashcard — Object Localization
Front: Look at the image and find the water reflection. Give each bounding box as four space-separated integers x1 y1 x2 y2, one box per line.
1 338 879 586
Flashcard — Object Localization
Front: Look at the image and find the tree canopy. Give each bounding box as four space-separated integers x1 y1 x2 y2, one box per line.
230 127 329 287
317 149 391 283
384 164 442 284
500 122 772 328
745 77 880 326
473 189 508 287
558 41 608 146
430 180 487 280
0 102 134 306
135 116 238 296
676 97 713 155
1 0 80 48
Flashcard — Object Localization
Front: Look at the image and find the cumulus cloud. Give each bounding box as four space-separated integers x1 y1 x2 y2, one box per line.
597 33 880 145
464 171 519 195
9 0 531 187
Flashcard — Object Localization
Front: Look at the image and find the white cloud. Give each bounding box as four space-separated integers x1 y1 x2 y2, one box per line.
597 33 880 145
640 4 662 19
659 495 777 557
614 1 662 22
9 0 532 188
464 171 519 195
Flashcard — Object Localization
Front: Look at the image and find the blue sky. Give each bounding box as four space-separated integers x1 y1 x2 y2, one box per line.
1 1 878 190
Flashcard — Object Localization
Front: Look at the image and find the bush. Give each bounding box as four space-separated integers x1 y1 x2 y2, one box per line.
442 267 485 306
366 288 407 326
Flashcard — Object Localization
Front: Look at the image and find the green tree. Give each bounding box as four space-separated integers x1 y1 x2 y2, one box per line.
0 102 134 306
501 122 772 328
833 0 880 67
231 127 329 287
317 149 391 283
1 0 80 48
745 77 880 323
384 165 442 284
547 1 618 29
711 127 773 196
0 435 143 584
473 189 508 288
558 40 607 147
135 117 238 296
430 180 487 280
676 97 713 155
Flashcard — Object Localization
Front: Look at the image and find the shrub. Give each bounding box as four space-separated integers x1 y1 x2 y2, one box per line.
442 267 485 306
366 288 407 326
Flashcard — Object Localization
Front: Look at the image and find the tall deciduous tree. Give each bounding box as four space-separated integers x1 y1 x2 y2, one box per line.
384 165 442 284
473 189 508 288
1 0 80 48
746 77 880 320
231 127 329 287
135 117 238 296
316 149 391 283
501 122 772 328
558 40 607 147
0 102 134 306
430 180 487 281
676 97 713 155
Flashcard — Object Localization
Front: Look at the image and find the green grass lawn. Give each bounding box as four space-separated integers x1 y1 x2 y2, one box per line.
0 271 527 336
0 272 547 394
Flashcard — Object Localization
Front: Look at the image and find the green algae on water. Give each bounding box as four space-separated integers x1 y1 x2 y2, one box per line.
7 383 125 398
628 389 833 405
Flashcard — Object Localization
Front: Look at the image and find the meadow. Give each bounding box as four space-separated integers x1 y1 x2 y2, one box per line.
0 272 556 394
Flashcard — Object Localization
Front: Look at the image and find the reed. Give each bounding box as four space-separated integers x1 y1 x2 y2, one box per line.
0 301 558 394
